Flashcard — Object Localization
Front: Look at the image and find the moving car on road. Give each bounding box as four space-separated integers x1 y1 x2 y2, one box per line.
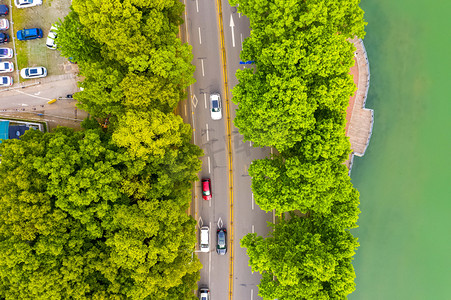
210 93 222 120
20 67 47 79
0 62 14 73
0 48 12 58
0 76 12 87
200 226 210 253
17 28 43 41
14 0 43 8
198 288 210 300
216 228 227 255
202 178 212 200
46 25 58 49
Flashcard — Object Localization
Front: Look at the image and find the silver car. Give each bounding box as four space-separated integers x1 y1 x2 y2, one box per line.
210 93 222 120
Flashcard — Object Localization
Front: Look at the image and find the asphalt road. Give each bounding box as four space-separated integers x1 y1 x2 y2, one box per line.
182 1 273 299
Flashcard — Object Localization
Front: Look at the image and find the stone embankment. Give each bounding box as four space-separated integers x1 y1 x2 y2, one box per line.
345 38 374 174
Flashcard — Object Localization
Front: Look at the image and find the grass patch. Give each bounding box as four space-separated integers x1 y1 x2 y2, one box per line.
11 6 30 69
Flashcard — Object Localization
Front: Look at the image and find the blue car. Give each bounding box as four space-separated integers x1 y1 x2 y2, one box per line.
17 28 43 41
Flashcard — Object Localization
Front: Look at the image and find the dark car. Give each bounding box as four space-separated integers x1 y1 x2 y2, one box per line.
202 178 212 200
17 28 43 41
216 228 227 255
0 33 8 44
0 5 8 16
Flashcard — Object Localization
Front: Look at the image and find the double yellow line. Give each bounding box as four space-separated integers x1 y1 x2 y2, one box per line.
216 0 235 299
181 0 235 297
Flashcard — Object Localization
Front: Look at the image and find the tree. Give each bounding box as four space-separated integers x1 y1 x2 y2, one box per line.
56 10 102 63
241 214 359 300
249 154 356 214
0 128 202 299
230 0 364 151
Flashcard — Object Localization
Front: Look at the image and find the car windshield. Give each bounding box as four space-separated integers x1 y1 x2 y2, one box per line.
218 231 225 247
212 100 220 112
0 49 7 55
203 189 210 196
1 77 7 84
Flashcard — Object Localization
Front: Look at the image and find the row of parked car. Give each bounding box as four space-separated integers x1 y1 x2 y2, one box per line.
0 2 54 87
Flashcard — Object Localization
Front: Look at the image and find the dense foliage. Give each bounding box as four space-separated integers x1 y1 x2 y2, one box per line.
0 0 201 299
0 128 201 299
242 214 359 299
231 0 366 298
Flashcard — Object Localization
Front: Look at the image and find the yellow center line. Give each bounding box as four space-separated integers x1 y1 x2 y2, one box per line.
216 0 234 299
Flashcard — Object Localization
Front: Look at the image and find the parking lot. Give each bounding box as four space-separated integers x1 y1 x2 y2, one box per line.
12 0 74 75
0 0 84 130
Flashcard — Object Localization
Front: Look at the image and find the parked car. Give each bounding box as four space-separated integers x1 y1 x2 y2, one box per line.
0 5 8 16
46 25 58 49
0 19 9 30
198 288 210 300
0 62 14 73
202 178 212 200
0 33 9 44
200 226 210 253
0 48 13 58
17 28 43 41
14 0 43 8
216 228 227 255
20 67 47 79
210 93 222 120
0 76 12 87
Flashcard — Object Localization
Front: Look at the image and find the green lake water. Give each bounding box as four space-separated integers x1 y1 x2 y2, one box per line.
350 0 451 299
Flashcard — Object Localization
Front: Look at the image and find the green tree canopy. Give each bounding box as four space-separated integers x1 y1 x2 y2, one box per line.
0 128 201 299
231 0 364 151
241 214 359 300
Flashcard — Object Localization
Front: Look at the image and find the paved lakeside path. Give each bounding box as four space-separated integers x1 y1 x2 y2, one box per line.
344 38 374 173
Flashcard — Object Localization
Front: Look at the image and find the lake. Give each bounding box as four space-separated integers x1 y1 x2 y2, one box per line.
349 0 451 299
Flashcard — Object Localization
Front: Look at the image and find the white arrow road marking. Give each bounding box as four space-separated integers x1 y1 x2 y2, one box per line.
230 14 236 47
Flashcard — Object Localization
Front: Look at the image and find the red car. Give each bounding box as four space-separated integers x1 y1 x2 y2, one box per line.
202 179 212 200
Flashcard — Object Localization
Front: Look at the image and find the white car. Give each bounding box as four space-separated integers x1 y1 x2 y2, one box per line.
198 288 210 300
14 0 43 8
0 18 9 30
210 93 222 120
0 47 13 58
20 67 47 79
200 226 210 252
46 25 58 49
0 61 14 73
0 76 12 87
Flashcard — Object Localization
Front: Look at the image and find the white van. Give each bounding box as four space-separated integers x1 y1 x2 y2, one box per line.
200 226 210 252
